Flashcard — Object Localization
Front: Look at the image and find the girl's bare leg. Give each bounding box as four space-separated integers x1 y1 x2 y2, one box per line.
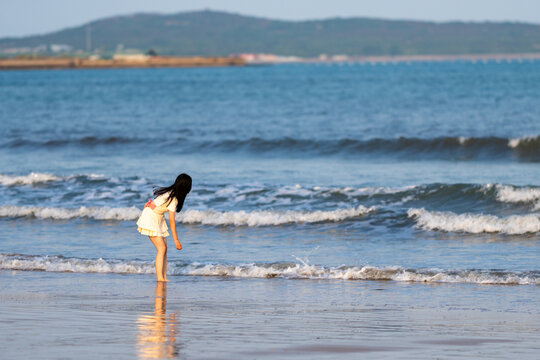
163 249 168 281
149 236 168 282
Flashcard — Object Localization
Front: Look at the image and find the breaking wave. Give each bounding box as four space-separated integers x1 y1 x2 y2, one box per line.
5 135 539 160
0 172 63 186
494 184 540 210
507 135 540 150
0 254 155 274
3 171 539 211
408 208 540 234
0 172 109 187
195 135 540 160
178 206 374 226
1 254 537 285
0 205 142 221
0 205 374 226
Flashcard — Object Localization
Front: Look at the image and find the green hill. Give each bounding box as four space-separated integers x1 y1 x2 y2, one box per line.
2 10 540 56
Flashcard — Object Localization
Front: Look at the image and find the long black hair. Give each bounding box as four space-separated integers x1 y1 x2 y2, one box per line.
153 173 192 212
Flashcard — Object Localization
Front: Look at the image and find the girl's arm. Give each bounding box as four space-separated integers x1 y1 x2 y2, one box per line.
168 211 182 250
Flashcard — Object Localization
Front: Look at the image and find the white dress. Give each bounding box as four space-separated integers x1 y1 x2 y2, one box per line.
136 192 178 237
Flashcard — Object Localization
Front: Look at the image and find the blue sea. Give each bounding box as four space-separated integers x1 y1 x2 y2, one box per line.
0 61 539 358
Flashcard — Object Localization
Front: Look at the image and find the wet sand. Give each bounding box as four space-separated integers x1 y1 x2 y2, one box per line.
0 271 538 359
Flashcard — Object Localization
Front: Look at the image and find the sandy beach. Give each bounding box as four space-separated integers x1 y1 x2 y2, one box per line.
1 270 538 359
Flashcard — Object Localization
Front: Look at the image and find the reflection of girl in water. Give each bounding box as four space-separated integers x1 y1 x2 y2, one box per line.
136 282 179 359
136 174 192 282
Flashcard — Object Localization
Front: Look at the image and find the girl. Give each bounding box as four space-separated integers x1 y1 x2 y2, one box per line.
137 173 192 282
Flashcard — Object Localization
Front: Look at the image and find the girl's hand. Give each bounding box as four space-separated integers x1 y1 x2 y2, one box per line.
168 211 181 250
144 199 156 210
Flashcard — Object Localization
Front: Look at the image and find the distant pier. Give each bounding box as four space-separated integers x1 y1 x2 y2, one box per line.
237 52 540 65
0 56 245 70
338 53 540 64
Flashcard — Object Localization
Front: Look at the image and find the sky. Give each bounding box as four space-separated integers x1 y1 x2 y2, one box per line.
1 0 540 38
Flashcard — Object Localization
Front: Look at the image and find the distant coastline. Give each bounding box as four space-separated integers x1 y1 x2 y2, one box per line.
2 10 540 58
0 56 245 70
2 52 539 70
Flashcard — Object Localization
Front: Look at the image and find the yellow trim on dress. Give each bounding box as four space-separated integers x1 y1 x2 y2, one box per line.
137 227 169 237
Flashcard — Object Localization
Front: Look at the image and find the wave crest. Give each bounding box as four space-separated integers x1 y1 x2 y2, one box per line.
495 184 540 210
0 254 154 274
187 263 538 285
7 136 137 148
408 208 540 234
1 254 537 285
0 205 374 226
508 135 540 149
0 172 62 186
0 205 141 221
179 206 374 226
5 135 539 160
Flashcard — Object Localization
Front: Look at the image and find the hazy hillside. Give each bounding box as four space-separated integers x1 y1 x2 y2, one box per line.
2 10 540 56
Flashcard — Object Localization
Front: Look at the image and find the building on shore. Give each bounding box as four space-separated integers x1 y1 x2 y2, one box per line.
112 53 150 62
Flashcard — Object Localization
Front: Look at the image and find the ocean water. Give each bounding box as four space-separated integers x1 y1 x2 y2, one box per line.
1 61 539 358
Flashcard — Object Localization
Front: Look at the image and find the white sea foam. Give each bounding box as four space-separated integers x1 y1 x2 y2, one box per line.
495 185 540 210
179 206 374 226
0 172 109 187
0 172 62 186
186 263 538 285
0 205 374 226
218 183 415 198
508 135 539 148
408 208 540 234
0 254 154 274
0 205 142 221
1 254 537 285
0 172 416 209
342 185 417 196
